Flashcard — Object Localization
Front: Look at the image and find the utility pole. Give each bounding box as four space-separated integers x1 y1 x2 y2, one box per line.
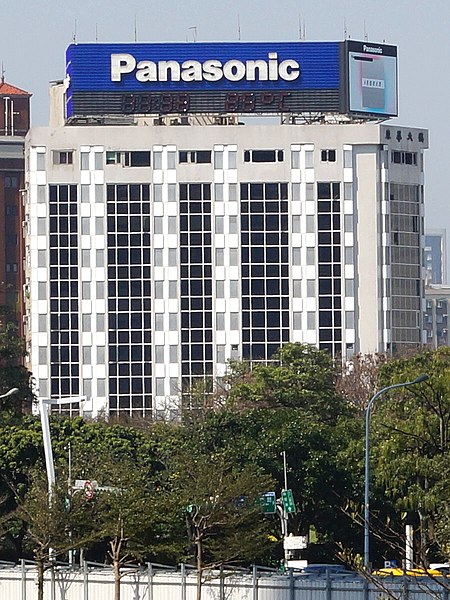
67 441 74 566
281 451 289 566
282 450 288 491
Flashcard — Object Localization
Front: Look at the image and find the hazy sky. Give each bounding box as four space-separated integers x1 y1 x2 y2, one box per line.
2 0 449 237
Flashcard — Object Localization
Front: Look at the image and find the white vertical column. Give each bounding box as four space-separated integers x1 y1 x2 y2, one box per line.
343 144 356 356
300 144 317 345
290 144 303 343
213 144 239 375
152 145 178 414
29 147 49 397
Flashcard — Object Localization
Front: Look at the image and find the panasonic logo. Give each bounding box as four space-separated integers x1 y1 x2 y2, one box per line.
111 53 301 83
363 44 383 54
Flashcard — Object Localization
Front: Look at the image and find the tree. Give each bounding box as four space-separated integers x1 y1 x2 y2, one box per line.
225 343 348 423
161 340 361 563
337 352 388 413
10 468 93 600
370 347 450 564
179 407 360 562
78 454 167 600
0 305 33 422
0 417 45 559
0 415 175 563
168 450 274 600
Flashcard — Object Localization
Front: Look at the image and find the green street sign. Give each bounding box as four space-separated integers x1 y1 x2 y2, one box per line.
281 489 296 514
260 491 277 514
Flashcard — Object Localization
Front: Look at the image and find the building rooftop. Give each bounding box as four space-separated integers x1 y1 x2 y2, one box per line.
0 80 31 96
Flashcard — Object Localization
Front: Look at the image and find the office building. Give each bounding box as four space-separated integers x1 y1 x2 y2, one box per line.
424 230 446 285
424 285 450 348
24 41 428 417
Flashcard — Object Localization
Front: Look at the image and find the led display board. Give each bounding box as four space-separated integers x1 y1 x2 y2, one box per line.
65 40 397 119
346 40 398 117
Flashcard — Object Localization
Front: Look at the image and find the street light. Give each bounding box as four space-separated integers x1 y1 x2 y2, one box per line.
364 373 429 570
0 387 19 399
38 396 87 497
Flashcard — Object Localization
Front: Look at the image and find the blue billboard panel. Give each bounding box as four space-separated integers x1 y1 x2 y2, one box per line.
65 42 343 118
66 42 340 93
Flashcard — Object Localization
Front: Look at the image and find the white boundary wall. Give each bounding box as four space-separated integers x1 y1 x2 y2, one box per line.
0 563 447 600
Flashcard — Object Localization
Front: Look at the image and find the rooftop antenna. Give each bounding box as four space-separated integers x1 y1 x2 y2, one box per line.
188 26 197 42
363 20 368 41
95 23 98 43
344 17 348 39
237 14 241 41
1 63 4 85
134 15 138 42
298 13 306 40
72 19 77 43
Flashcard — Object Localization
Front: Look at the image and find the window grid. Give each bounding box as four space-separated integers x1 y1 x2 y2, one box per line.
240 182 290 362
389 183 422 347
49 184 80 400
179 183 213 397
106 184 152 415
316 182 342 356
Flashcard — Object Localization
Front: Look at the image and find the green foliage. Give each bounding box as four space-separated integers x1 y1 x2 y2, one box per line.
225 343 347 423
13 468 90 563
371 347 450 559
0 306 33 423
78 454 167 564
374 348 450 496
164 406 358 562
9 466 101 600
13 342 450 569
168 450 275 568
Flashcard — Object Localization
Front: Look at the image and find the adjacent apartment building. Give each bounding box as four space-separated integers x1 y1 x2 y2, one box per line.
0 80 31 324
23 41 428 417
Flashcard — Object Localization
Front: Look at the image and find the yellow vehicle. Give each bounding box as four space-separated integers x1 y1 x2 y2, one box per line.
373 567 444 577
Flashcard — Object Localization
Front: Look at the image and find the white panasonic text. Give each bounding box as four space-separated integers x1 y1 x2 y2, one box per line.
111 53 301 83
363 45 383 54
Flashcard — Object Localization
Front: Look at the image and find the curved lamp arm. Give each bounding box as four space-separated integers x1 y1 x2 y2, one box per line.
0 387 19 400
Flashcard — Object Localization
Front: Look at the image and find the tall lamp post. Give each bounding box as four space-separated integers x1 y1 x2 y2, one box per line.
364 373 429 570
39 396 87 497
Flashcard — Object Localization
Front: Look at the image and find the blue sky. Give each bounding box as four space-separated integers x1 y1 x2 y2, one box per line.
3 0 449 240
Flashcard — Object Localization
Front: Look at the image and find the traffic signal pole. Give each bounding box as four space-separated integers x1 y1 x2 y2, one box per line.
282 451 289 564
262 453 298 568
281 451 291 566
277 502 289 566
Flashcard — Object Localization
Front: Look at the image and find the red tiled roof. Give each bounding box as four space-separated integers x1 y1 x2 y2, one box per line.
0 81 31 96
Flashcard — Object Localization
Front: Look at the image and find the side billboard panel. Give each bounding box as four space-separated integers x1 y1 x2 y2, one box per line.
346 40 398 117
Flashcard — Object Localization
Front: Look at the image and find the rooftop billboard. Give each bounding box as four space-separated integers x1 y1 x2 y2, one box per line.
65 40 397 119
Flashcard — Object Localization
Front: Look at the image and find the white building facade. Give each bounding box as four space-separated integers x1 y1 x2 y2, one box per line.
24 121 428 417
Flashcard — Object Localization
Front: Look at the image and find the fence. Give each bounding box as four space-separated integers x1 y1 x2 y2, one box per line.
0 561 449 600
